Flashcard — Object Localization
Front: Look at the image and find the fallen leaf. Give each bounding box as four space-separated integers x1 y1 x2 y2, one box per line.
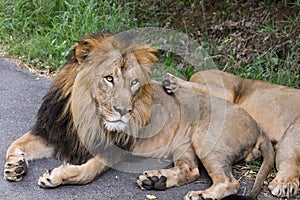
146 194 157 199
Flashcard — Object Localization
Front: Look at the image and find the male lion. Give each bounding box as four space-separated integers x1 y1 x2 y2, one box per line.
4 33 274 200
163 70 300 198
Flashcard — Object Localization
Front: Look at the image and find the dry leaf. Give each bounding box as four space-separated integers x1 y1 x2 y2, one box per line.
146 194 157 199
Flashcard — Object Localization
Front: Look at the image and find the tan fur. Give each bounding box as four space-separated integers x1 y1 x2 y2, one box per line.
4 33 274 200
165 70 300 198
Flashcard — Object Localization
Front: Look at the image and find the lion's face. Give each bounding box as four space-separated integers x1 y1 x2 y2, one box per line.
69 34 157 150
94 50 151 132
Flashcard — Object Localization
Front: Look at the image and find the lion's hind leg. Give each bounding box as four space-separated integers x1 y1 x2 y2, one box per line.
269 123 300 198
184 160 240 200
162 73 237 103
4 131 54 181
162 73 181 94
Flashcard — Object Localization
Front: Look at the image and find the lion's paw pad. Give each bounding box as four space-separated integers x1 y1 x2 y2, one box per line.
162 73 178 94
38 169 60 188
269 177 299 198
137 173 167 191
4 159 28 181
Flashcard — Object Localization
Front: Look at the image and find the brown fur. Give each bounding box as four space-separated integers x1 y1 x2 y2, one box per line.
4 33 274 200
164 70 300 198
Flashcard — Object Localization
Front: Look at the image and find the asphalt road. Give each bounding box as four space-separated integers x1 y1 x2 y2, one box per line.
0 58 276 200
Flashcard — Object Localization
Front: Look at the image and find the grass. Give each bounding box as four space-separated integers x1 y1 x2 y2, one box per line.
230 42 299 88
221 44 300 88
0 0 299 86
153 38 299 88
199 11 300 88
220 1 300 88
0 0 138 72
152 51 199 81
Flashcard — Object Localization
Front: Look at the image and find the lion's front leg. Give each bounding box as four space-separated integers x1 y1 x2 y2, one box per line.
4 131 54 181
38 156 110 188
137 162 200 190
137 147 200 191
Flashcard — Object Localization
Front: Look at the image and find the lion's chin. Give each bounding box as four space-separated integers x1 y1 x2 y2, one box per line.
103 120 128 132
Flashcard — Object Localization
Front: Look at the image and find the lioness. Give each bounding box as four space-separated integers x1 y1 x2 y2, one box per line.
163 70 300 198
4 33 274 199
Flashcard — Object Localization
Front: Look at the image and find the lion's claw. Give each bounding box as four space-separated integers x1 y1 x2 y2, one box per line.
38 169 61 188
269 176 299 198
4 158 28 182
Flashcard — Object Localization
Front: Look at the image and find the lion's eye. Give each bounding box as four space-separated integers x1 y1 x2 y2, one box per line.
131 79 139 86
105 76 114 83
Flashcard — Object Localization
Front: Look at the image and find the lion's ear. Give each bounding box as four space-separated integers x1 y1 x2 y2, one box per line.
134 46 158 67
69 32 113 64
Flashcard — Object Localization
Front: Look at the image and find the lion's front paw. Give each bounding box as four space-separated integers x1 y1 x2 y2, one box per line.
269 176 299 198
137 171 167 191
38 169 62 188
4 157 28 182
185 189 228 200
184 191 204 200
162 73 179 94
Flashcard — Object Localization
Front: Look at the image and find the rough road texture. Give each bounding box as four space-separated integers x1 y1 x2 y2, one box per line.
0 58 279 199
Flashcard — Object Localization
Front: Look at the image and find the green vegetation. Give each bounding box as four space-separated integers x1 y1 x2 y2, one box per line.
0 0 137 72
0 0 299 88
134 0 300 87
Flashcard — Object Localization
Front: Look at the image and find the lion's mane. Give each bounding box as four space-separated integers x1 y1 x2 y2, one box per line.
32 32 157 164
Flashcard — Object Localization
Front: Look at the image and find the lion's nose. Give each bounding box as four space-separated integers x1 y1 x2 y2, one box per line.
113 105 132 117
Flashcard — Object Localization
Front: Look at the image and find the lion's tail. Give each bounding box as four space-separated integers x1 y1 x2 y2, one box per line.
221 130 275 200
247 130 275 199
246 129 275 199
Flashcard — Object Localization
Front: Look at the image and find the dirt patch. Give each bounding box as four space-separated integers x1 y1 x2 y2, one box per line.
134 0 299 77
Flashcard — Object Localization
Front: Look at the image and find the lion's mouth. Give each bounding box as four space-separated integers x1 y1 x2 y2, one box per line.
107 120 126 125
104 114 130 123
105 117 129 124
103 118 128 132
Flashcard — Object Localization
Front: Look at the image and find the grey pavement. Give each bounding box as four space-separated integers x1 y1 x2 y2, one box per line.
0 58 274 200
